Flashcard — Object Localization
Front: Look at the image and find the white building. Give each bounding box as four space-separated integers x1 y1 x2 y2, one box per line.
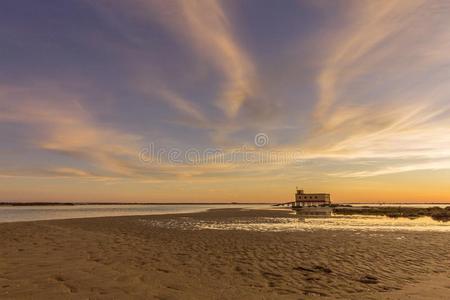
294 189 331 207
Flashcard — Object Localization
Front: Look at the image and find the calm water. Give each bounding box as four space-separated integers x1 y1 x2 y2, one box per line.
0 204 270 223
140 205 450 232
1 204 449 232
191 215 450 232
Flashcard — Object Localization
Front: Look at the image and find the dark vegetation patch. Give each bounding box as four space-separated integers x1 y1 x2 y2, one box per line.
333 206 450 222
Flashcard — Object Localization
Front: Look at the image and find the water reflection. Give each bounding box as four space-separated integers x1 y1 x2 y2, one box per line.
144 214 450 232
294 207 332 218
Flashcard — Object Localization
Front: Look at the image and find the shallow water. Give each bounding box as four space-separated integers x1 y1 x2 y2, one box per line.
205 215 450 232
142 213 450 232
2 205 449 232
0 204 270 223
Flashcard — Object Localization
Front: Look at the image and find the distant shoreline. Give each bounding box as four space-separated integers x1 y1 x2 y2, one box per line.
345 202 450 205
0 202 274 206
1 202 450 207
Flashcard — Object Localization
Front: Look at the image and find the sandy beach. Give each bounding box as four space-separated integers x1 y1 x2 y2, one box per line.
1 208 449 299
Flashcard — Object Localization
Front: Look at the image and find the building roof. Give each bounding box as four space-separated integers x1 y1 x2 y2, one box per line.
295 189 329 195
296 193 330 196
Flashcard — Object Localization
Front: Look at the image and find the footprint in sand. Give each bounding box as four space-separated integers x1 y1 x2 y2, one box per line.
359 275 379 284
293 265 332 274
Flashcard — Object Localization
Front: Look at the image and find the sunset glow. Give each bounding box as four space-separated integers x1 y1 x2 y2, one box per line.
2 0 450 203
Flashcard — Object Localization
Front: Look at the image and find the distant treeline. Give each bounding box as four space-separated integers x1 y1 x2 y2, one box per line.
0 202 76 206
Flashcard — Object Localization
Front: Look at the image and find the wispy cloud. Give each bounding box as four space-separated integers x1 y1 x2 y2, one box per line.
173 0 255 118
330 158 450 178
99 0 256 118
302 0 450 177
0 84 144 178
315 0 425 121
0 84 299 182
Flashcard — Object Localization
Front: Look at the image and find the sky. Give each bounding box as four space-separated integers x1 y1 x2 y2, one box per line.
1 0 450 203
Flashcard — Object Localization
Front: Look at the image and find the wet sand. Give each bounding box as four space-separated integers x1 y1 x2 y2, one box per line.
1 208 449 299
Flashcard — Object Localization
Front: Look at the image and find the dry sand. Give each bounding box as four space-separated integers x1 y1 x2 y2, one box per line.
1 208 449 299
